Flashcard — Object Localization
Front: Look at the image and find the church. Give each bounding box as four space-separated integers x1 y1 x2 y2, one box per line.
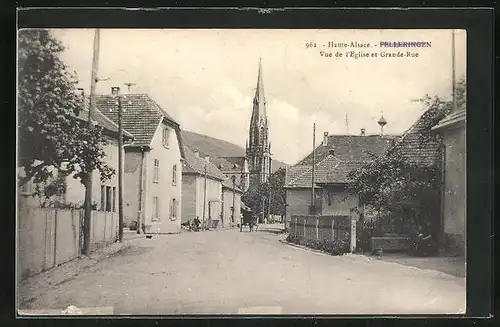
245 58 273 189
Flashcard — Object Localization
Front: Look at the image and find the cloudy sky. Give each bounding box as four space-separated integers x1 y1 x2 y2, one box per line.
51 29 466 165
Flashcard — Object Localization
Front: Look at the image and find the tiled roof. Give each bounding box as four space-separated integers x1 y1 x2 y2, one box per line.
386 106 442 167
285 155 372 188
182 146 226 181
222 178 243 193
211 156 244 173
297 134 397 166
432 109 466 130
95 94 179 146
77 109 134 140
285 165 311 184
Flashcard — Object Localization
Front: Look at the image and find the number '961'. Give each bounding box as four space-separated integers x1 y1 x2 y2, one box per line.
305 42 317 49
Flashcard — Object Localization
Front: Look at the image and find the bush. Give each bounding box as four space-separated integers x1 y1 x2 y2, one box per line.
286 233 350 256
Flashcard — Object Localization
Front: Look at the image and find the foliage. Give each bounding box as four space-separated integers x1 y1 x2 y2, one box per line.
242 167 286 216
286 234 350 256
17 29 115 197
347 79 465 237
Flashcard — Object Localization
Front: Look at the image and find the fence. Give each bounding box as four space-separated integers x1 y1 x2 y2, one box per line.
289 215 356 252
17 205 118 281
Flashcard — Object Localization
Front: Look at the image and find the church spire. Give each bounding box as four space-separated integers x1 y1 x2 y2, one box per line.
253 57 267 123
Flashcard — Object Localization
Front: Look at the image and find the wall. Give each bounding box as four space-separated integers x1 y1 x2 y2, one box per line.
17 201 118 281
144 122 183 234
181 174 197 223
285 189 314 220
442 125 466 256
65 139 120 208
195 175 222 227
221 188 242 227
321 188 361 220
123 151 144 227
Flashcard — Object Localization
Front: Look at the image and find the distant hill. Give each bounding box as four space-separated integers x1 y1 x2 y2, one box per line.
181 130 288 173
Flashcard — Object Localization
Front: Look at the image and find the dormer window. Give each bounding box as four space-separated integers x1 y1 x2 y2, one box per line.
162 126 170 148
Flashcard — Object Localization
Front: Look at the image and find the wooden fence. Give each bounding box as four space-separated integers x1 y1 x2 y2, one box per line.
17 205 118 281
289 215 356 251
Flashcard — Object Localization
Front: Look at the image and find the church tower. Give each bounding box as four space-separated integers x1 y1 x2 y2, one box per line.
246 58 272 188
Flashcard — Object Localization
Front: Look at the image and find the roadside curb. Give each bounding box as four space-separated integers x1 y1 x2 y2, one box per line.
19 241 132 308
278 239 332 256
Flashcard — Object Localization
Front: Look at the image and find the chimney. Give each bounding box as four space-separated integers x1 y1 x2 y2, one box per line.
111 86 120 95
328 148 335 156
360 128 366 136
194 150 199 157
205 155 210 164
323 132 329 146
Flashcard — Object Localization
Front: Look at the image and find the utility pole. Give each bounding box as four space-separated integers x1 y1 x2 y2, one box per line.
83 28 101 256
111 87 125 242
311 123 316 215
451 29 457 114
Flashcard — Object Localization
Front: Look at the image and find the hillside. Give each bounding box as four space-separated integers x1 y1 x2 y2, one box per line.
181 130 288 173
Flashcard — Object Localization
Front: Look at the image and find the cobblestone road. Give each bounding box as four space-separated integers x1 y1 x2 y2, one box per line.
20 226 466 315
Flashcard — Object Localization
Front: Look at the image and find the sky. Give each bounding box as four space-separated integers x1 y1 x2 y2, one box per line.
50 29 466 165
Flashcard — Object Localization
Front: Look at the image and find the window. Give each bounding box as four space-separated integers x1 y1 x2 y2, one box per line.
162 127 170 147
112 187 116 212
100 185 106 211
152 196 160 221
106 186 112 212
327 190 332 206
172 165 177 185
153 159 160 183
170 198 178 220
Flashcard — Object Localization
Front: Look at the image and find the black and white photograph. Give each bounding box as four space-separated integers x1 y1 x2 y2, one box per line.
17 27 467 315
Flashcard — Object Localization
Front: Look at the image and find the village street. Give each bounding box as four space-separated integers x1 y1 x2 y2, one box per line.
20 226 465 315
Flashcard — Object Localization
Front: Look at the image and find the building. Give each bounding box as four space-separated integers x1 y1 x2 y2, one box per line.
246 58 272 188
221 178 243 227
432 107 466 256
99 92 185 234
284 131 396 221
210 156 250 193
181 146 226 228
19 108 135 209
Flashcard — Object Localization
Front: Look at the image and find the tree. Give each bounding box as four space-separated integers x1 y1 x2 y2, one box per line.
242 167 287 218
17 29 114 197
347 78 465 238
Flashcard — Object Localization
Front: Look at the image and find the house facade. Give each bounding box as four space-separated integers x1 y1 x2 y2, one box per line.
221 178 243 227
181 147 226 228
99 92 185 234
432 109 466 256
19 109 134 211
284 133 395 222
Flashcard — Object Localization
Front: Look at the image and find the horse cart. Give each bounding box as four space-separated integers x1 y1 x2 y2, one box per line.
240 208 259 232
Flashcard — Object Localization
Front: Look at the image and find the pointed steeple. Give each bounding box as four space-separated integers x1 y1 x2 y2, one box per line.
253 57 267 123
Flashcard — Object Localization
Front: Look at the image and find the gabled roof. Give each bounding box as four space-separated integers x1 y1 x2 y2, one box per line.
297 134 397 166
386 106 442 167
182 146 226 181
77 109 134 140
285 155 372 188
96 94 180 147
